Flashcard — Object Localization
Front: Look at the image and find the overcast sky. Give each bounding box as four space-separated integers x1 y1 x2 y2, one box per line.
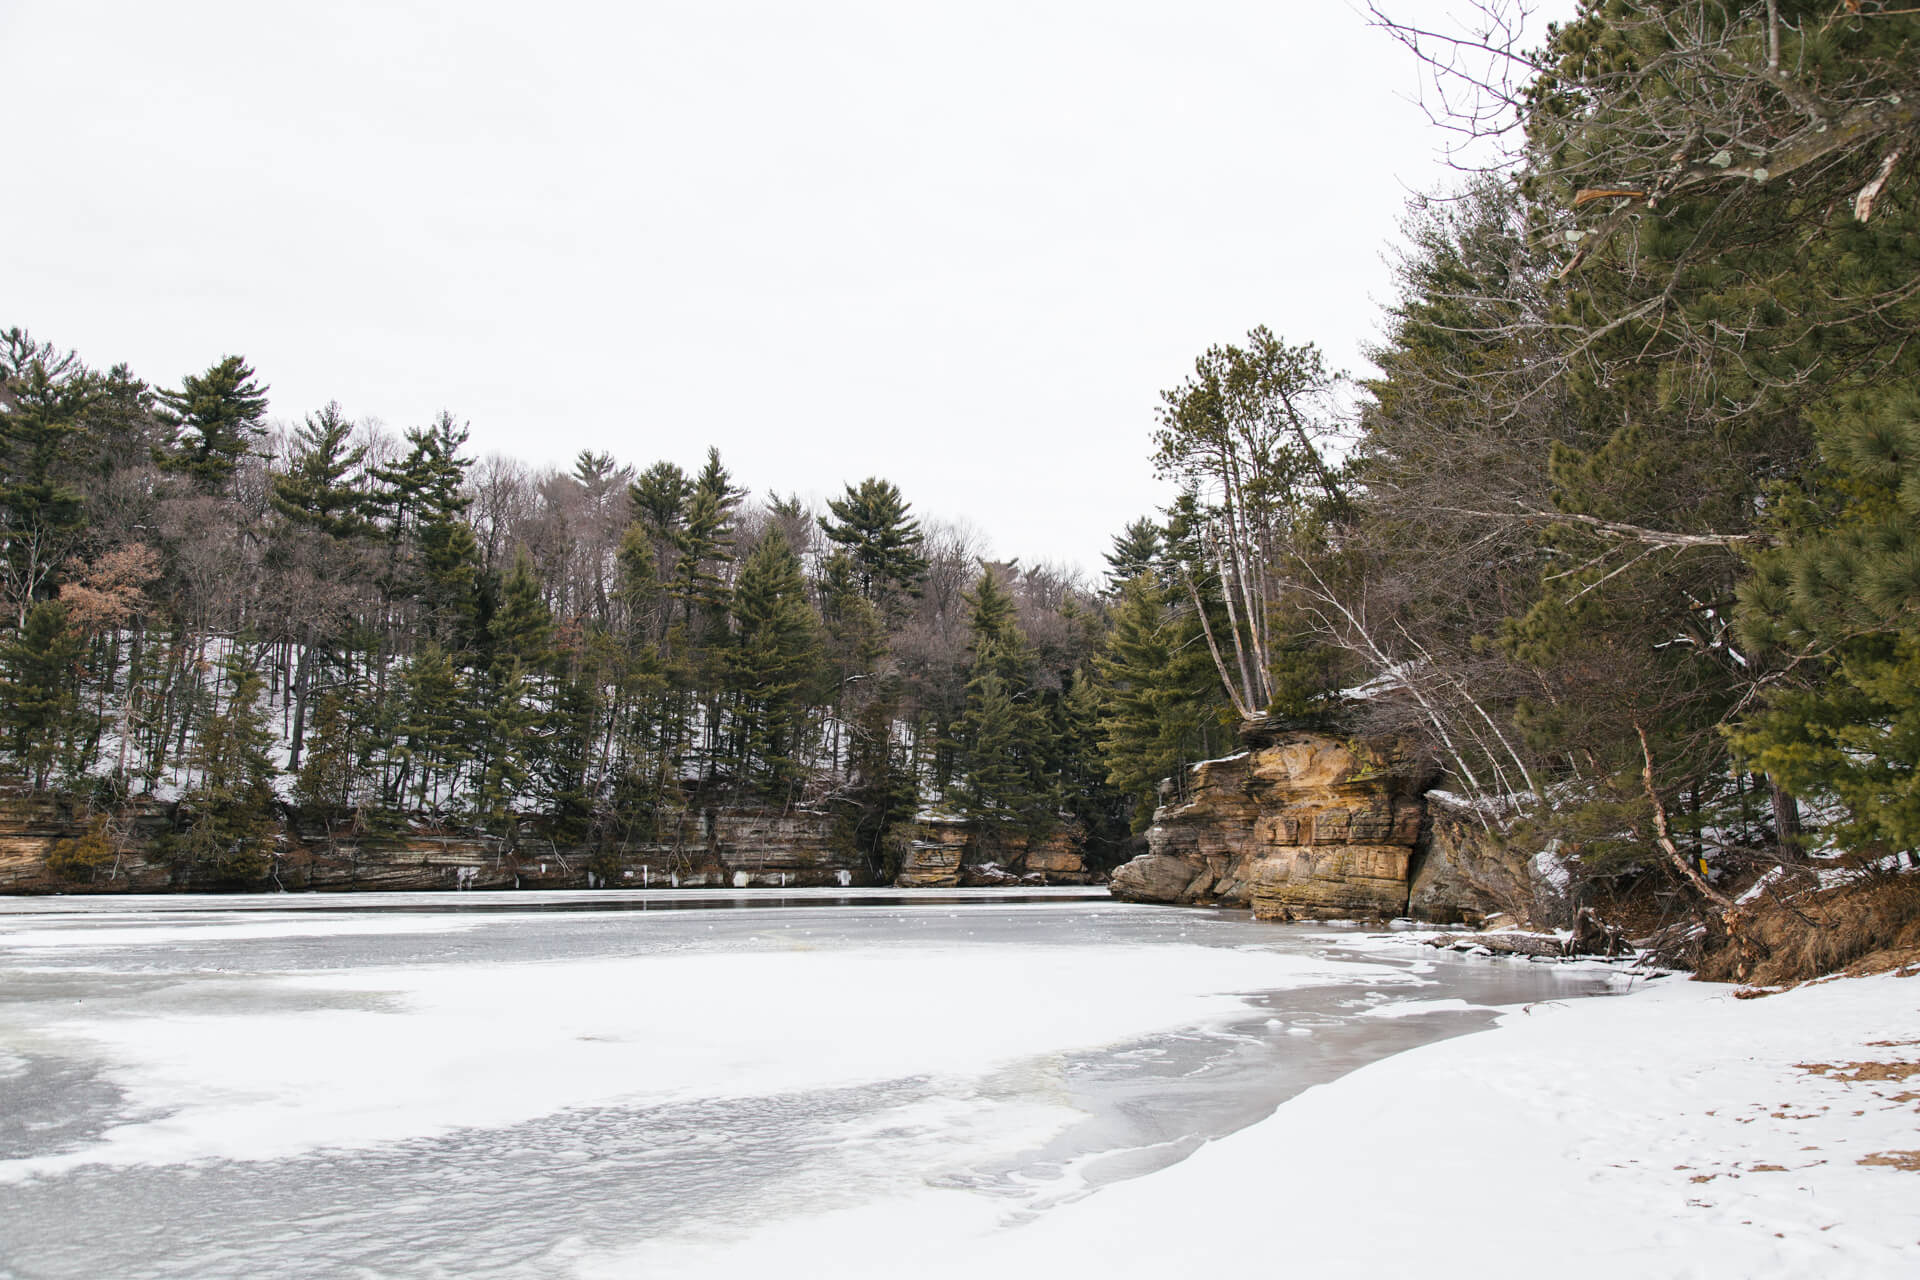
3 1 1563 579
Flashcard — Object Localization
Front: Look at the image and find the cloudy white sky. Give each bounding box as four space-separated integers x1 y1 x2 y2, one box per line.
3 1 1562 578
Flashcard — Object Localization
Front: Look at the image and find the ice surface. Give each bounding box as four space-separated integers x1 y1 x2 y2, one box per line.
2 942 1395 1178
0 917 486 949
0 897 1618 1279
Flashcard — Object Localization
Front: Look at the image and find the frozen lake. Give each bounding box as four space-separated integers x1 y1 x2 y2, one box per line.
0 891 1616 1278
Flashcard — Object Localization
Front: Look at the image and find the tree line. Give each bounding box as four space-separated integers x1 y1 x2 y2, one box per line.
0 335 1169 879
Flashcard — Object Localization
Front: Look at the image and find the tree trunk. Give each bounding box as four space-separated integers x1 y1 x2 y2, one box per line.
1769 777 1803 864
287 635 314 772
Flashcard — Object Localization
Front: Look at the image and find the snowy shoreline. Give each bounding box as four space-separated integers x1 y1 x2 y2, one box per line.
597 962 1920 1280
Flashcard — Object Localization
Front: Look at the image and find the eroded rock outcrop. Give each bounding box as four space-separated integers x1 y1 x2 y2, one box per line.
1112 730 1501 923
891 816 1089 888
894 816 970 888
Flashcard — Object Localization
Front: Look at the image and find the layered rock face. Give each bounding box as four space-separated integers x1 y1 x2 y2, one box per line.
707 809 857 888
1 791 1088 894
1017 828 1086 881
891 817 1089 888
894 816 970 888
1413 793 1542 922
0 795 860 894
1111 731 1495 923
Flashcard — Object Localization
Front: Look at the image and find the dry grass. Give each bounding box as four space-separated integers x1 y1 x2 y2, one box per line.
1696 872 1920 985
1795 1061 1920 1083
1857 1151 1920 1172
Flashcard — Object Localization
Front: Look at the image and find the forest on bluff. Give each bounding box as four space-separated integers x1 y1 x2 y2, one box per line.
3 1 1918 953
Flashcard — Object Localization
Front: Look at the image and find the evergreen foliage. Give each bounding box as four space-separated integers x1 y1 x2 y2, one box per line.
819 477 928 607
272 403 370 539
727 531 821 795
1103 518 1162 593
0 601 84 788
169 650 278 881
1094 572 1233 826
15 5 1911 915
0 329 96 620
157 355 268 494
952 569 1057 844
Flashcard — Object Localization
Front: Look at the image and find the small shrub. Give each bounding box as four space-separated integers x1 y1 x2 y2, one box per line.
45 819 116 882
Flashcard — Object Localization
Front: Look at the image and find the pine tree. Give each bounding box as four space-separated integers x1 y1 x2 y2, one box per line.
727 530 821 795
1486 0 1920 870
952 568 1056 844
965 566 1021 668
293 687 365 820
837 677 918 875
474 660 537 829
1102 517 1163 594
489 548 557 674
1094 572 1232 826
536 656 604 841
818 549 885 717
818 477 928 607
671 449 741 626
396 643 467 810
82 363 163 478
1733 390 1920 852
271 402 370 538
0 329 97 622
628 461 691 551
615 506 689 807
0 601 85 789
952 650 1056 845
1054 667 1131 858
477 548 558 829
374 413 482 649
415 422 483 650
171 649 279 881
157 355 269 494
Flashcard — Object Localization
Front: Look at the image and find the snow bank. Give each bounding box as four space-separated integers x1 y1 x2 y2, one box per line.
576 971 1920 1279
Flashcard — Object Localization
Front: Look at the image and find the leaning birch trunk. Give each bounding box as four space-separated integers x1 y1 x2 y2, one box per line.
1390 619 1540 802
1306 569 1490 805
1636 724 1736 913
1183 572 1252 721
1206 534 1259 715
1218 451 1272 700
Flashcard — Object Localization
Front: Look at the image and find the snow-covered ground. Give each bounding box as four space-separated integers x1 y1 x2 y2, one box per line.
601 960 1920 1280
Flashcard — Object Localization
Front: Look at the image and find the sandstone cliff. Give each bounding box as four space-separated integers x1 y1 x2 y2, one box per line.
0 791 1087 895
0 793 864 895
891 815 1089 888
1110 731 1499 924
